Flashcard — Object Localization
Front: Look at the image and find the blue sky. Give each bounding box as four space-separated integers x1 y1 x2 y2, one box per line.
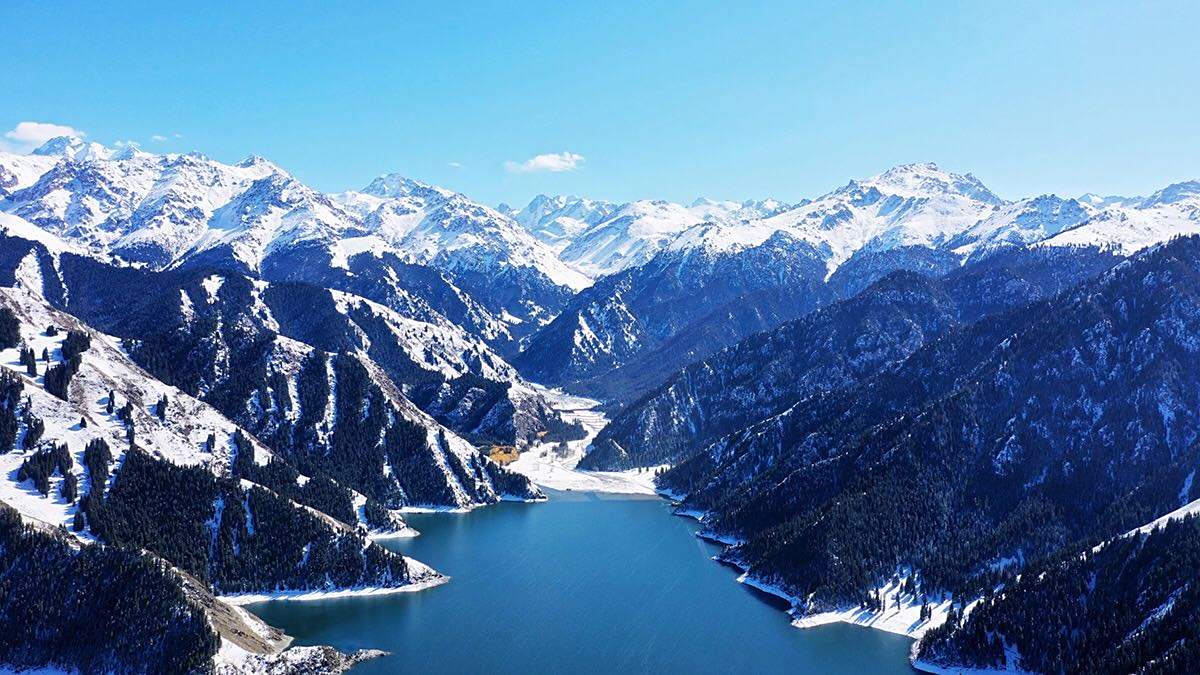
3 1 1197 206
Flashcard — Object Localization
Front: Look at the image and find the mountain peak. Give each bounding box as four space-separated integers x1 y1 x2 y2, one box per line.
362 173 454 200
1140 180 1200 208
109 143 150 161
31 135 110 162
236 154 273 168
841 162 1002 205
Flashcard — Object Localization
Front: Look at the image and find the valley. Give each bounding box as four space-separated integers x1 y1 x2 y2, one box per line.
0 135 1198 673
247 494 918 675
506 386 662 494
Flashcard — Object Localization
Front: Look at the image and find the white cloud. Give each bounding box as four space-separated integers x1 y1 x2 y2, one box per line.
2 121 85 153
504 151 585 174
151 134 168 142
448 161 463 169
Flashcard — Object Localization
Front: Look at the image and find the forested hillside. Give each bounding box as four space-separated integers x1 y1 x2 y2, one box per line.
656 236 1200 618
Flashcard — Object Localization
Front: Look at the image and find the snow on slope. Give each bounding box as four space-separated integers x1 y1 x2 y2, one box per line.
506 194 617 252
0 284 265 536
0 269 427 537
1039 180 1200 255
522 167 1200 282
329 288 517 382
0 150 60 199
557 200 704 277
335 175 590 291
0 212 87 256
548 198 795 278
731 163 1002 273
507 386 662 494
947 194 1096 256
2 140 590 302
0 143 332 270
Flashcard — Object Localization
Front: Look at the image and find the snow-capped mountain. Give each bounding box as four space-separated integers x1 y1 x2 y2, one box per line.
687 197 795 223
327 174 589 336
512 164 1012 399
555 199 702 277
0 139 593 353
0 147 61 199
504 194 617 252
676 163 1003 274
335 174 589 291
945 194 1096 256
508 194 795 278
1039 180 1200 255
29 135 112 162
2 143 347 271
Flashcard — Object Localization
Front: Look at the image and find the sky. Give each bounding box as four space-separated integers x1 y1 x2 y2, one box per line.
3 1 1198 207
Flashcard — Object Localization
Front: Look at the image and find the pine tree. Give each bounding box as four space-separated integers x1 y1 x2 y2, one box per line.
0 307 20 349
106 390 115 414
60 471 78 502
156 394 168 421
20 347 37 376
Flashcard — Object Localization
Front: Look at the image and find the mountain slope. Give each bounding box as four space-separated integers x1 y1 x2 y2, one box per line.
587 246 1120 469
1039 180 1200 255
548 197 794 278
0 281 446 671
917 514 1200 673
0 232 544 510
515 231 832 402
505 194 617 252
655 235 1200 618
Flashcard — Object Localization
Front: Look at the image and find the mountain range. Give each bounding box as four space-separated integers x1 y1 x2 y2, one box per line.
1 135 1199 673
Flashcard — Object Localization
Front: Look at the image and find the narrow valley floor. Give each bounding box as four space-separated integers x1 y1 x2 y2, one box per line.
508 386 664 494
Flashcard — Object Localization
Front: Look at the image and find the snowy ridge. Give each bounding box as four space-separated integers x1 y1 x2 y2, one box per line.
0 150 61 199
328 288 517 382
735 163 1001 274
1038 180 1200 255
505 194 617 252
513 194 795 277
335 174 590 291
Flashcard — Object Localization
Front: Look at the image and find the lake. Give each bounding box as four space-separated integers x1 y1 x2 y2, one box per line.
246 491 916 674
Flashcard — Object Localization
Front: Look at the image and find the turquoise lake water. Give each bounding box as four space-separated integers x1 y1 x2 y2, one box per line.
247 491 915 674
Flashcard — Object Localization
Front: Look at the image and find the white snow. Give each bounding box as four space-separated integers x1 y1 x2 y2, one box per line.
201 274 225 302
0 213 85 255
219 575 448 606
789 576 970 640
507 386 665 494
1122 494 1200 539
